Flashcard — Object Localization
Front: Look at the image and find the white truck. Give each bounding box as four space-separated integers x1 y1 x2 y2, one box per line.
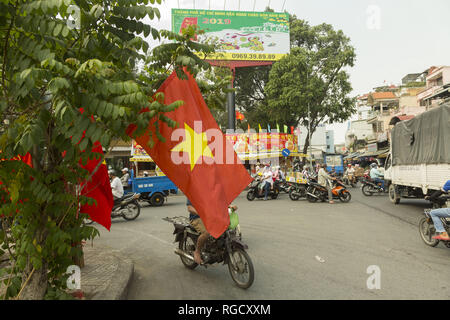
384 102 450 204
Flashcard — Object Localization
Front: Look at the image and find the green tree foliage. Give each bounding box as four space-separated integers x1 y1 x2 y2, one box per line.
0 0 213 299
265 18 356 158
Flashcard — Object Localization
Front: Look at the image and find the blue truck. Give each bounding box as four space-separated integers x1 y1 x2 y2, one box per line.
126 170 178 206
324 154 344 176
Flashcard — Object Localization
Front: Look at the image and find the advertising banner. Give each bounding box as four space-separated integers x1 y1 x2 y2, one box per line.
172 9 290 61
130 141 153 162
225 133 300 160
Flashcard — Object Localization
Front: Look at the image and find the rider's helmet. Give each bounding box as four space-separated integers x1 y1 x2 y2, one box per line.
370 163 378 168
122 168 129 172
348 164 352 167
108 170 116 176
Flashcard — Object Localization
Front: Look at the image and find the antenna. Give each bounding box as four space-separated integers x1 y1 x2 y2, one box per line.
282 0 287 11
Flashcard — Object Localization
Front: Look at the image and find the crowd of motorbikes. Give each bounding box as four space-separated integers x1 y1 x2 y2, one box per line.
246 168 359 204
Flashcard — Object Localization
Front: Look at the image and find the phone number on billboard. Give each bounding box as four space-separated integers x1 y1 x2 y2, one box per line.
231 53 277 60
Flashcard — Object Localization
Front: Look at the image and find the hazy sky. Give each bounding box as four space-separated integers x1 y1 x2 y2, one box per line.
146 0 450 143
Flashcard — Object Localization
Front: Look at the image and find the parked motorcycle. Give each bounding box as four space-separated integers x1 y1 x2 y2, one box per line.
164 209 254 289
343 173 357 188
289 181 308 201
419 208 450 248
306 179 352 203
278 180 293 194
84 193 141 224
246 176 280 201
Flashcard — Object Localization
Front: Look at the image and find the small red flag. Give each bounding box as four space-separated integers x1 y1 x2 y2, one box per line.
77 109 113 230
236 111 245 121
79 141 113 230
127 71 252 238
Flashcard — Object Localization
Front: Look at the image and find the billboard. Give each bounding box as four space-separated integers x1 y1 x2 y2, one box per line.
225 133 301 160
172 9 290 61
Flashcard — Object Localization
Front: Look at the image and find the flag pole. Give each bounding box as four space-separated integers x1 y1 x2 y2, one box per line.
253 0 256 11
282 0 287 11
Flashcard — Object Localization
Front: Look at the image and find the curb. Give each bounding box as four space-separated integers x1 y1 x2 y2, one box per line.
81 246 134 300
91 256 134 300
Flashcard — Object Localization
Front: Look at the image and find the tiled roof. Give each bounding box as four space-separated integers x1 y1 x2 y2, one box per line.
370 92 397 100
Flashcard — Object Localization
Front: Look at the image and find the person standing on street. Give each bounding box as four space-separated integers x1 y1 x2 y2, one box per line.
121 168 131 192
318 164 335 204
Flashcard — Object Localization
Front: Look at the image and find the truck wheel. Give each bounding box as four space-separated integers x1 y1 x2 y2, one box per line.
389 184 400 204
150 193 165 206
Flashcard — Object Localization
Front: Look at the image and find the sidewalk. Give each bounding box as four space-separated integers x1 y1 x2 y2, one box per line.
80 244 134 300
0 245 134 300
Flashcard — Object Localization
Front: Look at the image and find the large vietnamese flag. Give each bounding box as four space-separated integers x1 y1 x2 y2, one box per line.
126 71 252 238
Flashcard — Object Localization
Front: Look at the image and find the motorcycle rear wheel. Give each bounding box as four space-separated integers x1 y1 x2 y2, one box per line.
418 217 439 247
361 184 373 196
179 235 198 269
227 248 254 289
246 190 256 201
122 201 141 221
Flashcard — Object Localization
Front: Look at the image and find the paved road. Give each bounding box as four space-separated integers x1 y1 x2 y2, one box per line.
93 186 450 300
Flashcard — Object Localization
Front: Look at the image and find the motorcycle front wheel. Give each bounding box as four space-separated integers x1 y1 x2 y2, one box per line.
361 184 373 196
306 188 318 203
338 191 352 203
122 201 141 221
179 235 198 269
289 189 300 201
227 248 254 289
418 217 439 247
246 190 256 201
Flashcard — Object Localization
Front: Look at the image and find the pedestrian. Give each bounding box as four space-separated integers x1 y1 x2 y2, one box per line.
121 168 131 192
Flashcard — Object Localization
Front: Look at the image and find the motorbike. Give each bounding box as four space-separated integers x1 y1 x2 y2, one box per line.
305 178 352 203
246 176 280 201
288 181 308 201
361 177 387 196
164 209 254 289
278 179 293 194
343 173 357 188
419 207 450 248
84 193 141 224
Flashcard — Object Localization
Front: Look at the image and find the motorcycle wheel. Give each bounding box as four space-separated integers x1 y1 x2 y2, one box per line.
361 184 373 196
270 190 279 200
306 191 318 203
338 191 352 203
418 217 439 247
227 248 254 289
246 190 256 201
122 200 141 221
289 189 300 201
179 235 198 269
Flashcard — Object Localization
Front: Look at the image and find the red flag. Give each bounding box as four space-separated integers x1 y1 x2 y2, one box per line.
127 71 252 238
79 141 113 230
77 109 113 230
290 126 294 134
236 111 245 121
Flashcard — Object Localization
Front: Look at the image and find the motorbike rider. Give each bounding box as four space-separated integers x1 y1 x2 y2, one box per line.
318 164 336 204
261 164 274 201
186 198 238 264
369 163 385 190
345 164 356 184
426 180 450 241
109 170 124 201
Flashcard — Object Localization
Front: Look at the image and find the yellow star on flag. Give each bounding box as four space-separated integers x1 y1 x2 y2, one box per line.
171 123 214 171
